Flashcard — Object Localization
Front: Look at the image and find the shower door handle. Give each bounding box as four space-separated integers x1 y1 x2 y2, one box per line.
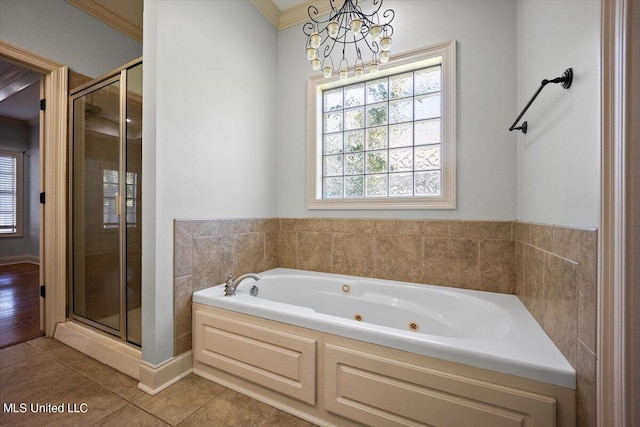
114 193 122 217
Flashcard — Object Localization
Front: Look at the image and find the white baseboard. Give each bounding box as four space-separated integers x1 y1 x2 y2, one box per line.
54 321 141 379
138 351 193 395
0 255 40 266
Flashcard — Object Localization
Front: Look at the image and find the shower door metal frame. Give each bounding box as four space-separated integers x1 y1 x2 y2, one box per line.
68 58 141 343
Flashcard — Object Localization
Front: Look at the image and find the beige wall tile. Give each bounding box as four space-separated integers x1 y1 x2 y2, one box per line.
513 221 531 243
523 245 545 325
174 221 193 278
280 218 296 231
543 254 578 366
374 235 423 283
449 221 511 239
552 226 596 262
396 220 422 235
295 232 332 272
192 236 234 292
174 276 192 339
332 233 375 277
422 237 451 286
264 231 279 270
174 333 192 356
288 218 332 232
371 219 397 235
277 231 296 268
577 255 597 353
233 233 266 274
419 221 450 237
330 219 378 234
479 239 515 293
253 218 279 233
220 219 253 235
514 242 525 297
395 220 449 237
423 237 478 289
531 223 553 252
576 342 597 427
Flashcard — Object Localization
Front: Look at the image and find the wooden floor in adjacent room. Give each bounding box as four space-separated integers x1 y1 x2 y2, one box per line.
0 263 43 349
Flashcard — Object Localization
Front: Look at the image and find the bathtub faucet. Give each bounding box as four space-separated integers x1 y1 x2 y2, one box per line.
224 273 261 296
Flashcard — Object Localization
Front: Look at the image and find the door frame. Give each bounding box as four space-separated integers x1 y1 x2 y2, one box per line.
0 41 68 337
599 0 639 425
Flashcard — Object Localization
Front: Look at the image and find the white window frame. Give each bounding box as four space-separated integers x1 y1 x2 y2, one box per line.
0 149 24 237
306 41 456 209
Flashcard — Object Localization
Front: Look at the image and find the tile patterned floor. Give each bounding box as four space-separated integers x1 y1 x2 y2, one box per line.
0 337 316 426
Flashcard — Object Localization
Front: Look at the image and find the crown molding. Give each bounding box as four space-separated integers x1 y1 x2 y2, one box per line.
66 0 142 42
252 0 337 32
279 0 334 31
251 0 281 28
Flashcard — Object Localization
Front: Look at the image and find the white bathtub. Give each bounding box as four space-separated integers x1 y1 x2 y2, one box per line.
192 268 575 389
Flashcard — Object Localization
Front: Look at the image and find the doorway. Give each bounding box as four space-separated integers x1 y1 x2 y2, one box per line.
69 60 142 345
0 59 44 348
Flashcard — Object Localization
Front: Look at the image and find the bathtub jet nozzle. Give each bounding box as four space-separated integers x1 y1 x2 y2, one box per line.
224 273 262 296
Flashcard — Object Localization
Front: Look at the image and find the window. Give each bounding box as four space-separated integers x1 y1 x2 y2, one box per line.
103 169 138 229
307 42 456 209
0 150 24 236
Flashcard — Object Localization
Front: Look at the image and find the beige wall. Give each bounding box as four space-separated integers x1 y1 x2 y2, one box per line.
174 217 597 426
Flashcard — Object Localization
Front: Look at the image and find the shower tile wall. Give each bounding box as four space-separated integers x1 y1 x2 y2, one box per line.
173 217 597 427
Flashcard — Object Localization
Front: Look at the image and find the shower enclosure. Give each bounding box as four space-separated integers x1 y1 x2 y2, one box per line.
68 59 142 346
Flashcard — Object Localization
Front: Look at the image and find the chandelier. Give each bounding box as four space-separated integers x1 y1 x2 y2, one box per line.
303 0 395 80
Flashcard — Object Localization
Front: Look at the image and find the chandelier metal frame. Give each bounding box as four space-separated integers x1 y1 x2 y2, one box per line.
303 0 395 79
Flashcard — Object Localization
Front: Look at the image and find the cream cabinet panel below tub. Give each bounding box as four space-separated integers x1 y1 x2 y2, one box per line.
193 305 574 427
193 309 317 405
324 344 556 426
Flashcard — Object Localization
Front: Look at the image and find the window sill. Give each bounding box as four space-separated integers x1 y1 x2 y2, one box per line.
307 196 456 210
0 232 24 238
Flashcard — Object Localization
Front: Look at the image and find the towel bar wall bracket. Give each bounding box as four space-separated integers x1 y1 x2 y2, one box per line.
509 68 573 134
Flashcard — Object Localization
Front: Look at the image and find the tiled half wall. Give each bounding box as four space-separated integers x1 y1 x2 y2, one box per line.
514 222 597 426
174 218 597 426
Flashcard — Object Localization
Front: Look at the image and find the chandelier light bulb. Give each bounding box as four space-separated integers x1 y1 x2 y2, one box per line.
350 18 362 35
309 32 322 48
303 0 395 75
306 46 317 60
327 21 339 38
370 24 382 41
380 36 392 51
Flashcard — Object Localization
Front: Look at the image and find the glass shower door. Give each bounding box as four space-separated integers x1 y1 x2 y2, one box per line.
70 60 142 345
71 77 123 334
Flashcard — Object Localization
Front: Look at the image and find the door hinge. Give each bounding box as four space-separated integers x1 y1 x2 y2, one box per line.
39 192 45 204
40 98 46 111
40 285 46 298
